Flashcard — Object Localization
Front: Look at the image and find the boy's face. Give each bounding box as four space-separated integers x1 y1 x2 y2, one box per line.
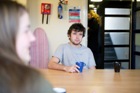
68 30 83 46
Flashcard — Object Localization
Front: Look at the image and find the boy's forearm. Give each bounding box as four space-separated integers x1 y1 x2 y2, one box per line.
48 61 66 71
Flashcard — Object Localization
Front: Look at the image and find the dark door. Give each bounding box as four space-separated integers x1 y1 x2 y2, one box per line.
97 1 131 69
131 0 140 69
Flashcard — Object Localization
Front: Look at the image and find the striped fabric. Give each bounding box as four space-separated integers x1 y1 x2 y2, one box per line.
29 28 49 68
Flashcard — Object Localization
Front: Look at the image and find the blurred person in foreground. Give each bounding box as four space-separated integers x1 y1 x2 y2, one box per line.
0 1 55 93
48 23 96 73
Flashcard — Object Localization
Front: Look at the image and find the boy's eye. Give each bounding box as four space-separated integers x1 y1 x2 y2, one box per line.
72 32 77 35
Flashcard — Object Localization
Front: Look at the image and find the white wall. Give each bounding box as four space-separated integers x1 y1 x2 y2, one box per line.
27 0 87 59
16 0 27 6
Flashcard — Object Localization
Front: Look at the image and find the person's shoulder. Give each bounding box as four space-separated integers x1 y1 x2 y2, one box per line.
81 44 86 48
57 43 69 50
81 45 89 49
58 43 68 47
90 17 98 23
81 45 92 51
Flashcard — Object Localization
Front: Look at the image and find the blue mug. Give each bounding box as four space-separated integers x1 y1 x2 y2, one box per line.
76 62 86 73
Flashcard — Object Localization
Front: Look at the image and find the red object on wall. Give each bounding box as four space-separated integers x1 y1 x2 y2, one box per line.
41 3 51 15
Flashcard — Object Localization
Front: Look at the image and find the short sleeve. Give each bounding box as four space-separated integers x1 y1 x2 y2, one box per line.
88 49 96 68
53 45 64 62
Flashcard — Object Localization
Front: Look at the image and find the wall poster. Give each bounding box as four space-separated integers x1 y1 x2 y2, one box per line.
69 7 81 23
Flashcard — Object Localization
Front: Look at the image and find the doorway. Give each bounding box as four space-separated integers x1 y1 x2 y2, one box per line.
88 0 132 69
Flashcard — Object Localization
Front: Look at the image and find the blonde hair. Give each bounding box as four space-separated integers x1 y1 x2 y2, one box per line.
89 10 101 25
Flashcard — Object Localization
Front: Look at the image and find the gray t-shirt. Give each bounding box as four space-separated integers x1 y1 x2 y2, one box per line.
53 43 96 69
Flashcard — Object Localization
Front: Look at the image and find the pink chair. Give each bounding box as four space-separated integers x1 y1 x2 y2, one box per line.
30 28 49 68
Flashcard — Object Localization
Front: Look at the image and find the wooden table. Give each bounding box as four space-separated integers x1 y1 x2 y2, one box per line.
40 69 140 93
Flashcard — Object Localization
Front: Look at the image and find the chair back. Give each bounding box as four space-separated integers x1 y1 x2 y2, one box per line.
30 27 49 68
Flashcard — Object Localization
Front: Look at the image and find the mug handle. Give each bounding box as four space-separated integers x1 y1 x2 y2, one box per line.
84 63 86 66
